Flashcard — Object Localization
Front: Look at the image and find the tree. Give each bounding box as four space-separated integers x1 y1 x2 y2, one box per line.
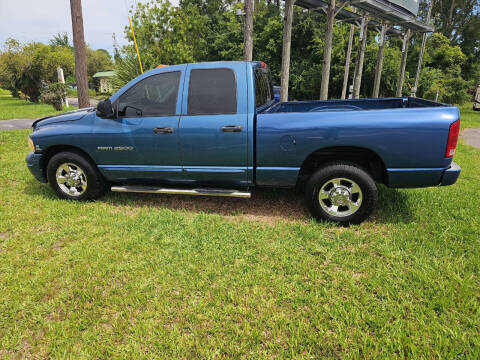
49 32 72 48
126 0 208 66
432 0 479 44
86 47 113 84
0 37 112 101
414 33 472 104
119 0 476 103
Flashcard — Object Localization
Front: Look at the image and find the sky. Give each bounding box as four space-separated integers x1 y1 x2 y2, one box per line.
0 0 143 56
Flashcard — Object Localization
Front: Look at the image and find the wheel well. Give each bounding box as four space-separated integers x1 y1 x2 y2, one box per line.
297 146 387 186
42 145 98 179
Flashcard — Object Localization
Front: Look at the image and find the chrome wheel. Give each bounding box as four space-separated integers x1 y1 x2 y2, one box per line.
318 177 362 217
55 163 88 196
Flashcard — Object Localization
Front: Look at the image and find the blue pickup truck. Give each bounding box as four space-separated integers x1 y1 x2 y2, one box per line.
26 61 461 224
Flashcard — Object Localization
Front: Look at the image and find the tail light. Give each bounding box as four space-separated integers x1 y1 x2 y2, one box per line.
445 120 460 158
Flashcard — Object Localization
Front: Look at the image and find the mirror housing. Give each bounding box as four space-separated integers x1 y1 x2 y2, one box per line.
96 99 114 118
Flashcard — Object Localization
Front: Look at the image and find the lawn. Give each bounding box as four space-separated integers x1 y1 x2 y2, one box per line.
0 94 75 120
0 105 479 358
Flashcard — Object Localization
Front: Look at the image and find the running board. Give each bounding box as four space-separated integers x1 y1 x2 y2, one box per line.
111 185 251 198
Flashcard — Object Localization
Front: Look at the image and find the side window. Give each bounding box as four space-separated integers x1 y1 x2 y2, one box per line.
254 70 265 107
188 68 237 115
254 68 273 107
118 71 180 117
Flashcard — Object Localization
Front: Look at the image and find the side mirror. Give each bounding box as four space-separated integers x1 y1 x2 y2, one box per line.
96 99 114 118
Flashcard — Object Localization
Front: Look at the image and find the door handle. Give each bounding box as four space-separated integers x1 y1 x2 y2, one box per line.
153 127 174 134
222 125 242 132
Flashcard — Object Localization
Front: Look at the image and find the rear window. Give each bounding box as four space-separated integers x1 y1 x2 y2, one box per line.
254 68 273 107
188 68 237 115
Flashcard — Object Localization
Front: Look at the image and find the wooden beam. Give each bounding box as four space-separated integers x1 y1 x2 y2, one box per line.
320 0 336 100
70 0 90 108
396 28 411 97
280 0 295 102
412 0 434 97
352 14 368 99
372 23 389 98
341 23 355 100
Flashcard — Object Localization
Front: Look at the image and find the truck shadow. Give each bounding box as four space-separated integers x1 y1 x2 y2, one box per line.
24 180 413 224
103 185 413 224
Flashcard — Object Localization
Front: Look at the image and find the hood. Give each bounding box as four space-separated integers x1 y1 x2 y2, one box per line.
32 107 95 129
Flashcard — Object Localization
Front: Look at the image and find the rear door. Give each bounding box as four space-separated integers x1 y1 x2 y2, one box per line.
179 63 249 186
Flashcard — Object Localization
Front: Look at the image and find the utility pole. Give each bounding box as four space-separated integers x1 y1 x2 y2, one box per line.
243 0 254 61
411 0 434 97
280 0 294 102
69 0 89 108
396 28 411 97
352 14 368 99
319 0 336 100
341 23 355 100
372 24 389 98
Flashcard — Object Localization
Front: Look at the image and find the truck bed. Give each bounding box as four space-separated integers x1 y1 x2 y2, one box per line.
255 97 459 189
261 97 446 114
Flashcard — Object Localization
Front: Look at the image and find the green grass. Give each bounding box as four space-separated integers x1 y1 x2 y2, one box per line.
459 103 480 129
0 95 75 120
0 106 479 358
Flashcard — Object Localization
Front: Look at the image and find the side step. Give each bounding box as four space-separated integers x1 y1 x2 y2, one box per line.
111 185 251 198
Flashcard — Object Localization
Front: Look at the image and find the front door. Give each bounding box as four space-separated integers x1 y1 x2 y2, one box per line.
179 63 249 186
92 66 185 182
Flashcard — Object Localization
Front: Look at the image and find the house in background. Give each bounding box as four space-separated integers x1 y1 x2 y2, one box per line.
474 84 480 111
93 70 115 93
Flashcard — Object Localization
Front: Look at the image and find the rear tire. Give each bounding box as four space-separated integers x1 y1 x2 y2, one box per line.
305 163 377 225
47 151 106 201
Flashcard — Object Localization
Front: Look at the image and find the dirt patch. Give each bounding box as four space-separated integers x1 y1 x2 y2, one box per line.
113 188 310 223
0 231 11 239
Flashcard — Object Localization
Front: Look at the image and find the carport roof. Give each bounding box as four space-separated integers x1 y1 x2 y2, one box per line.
297 0 434 33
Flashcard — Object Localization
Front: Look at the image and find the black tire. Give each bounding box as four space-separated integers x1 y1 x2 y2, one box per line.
304 162 377 225
46 151 106 201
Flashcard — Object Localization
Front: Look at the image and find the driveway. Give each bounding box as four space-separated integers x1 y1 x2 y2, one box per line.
0 119 35 130
462 128 480 150
67 97 99 107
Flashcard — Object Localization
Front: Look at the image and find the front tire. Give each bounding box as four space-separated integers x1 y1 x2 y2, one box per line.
47 151 106 201
305 163 377 225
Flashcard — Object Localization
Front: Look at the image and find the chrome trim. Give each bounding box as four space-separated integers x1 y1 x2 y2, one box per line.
318 177 362 217
56 162 88 196
111 185 251 198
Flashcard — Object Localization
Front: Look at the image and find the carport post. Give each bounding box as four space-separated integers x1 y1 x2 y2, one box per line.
352 14 368 99
412 0 434 97
396 28 411 97
280 0 295 102
341 23 355 100
319 0 336 100
372 24 389 98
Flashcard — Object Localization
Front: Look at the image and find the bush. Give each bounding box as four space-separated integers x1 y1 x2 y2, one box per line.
40 83 69 111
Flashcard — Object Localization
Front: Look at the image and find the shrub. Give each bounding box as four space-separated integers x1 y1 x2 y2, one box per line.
40 83 69 111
